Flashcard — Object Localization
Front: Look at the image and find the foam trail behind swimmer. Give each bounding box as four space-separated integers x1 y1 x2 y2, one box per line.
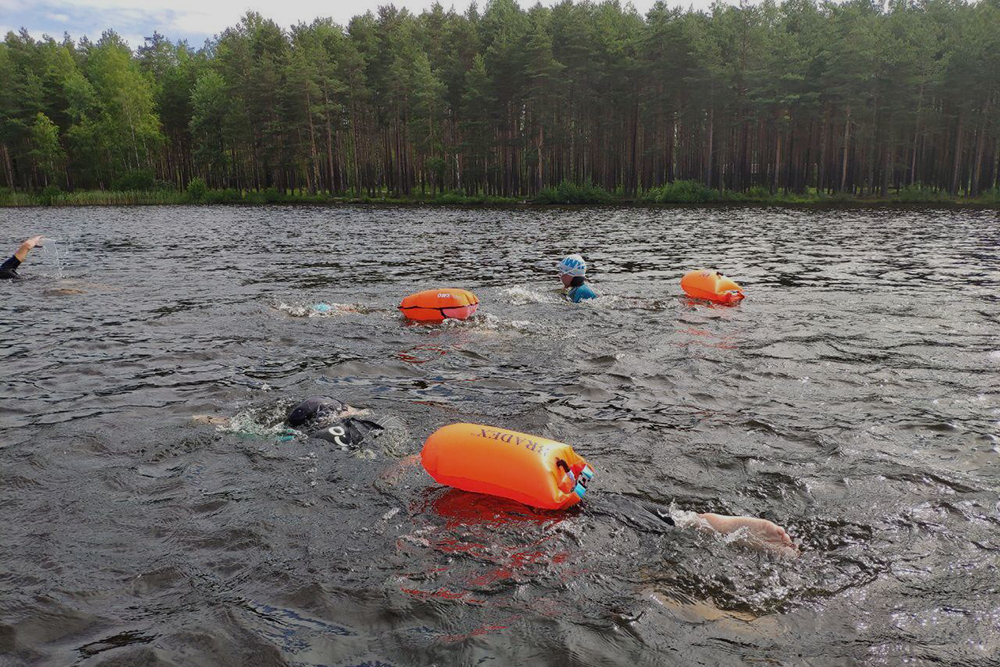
503 286 554 304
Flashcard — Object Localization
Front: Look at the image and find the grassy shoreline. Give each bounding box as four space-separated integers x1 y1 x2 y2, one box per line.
3 183 999 209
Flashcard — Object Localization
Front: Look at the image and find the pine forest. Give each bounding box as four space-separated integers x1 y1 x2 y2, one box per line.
2 0 1000 203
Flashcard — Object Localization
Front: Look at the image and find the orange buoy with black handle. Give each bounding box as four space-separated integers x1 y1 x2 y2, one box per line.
681 270 745 305
399 288 479 322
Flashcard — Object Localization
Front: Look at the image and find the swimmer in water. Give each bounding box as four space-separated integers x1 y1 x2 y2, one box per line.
194 396 387 450
1 236 43 280
284 396 386 448
557 254 597 302
638 501 798 558
699 513 797 556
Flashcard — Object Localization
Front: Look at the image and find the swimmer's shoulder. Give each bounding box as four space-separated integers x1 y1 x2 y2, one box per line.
570 284 598 302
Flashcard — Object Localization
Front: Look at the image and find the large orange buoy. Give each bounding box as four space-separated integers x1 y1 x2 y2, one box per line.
681 270 745 305
421 423 594 510
399 288 479 322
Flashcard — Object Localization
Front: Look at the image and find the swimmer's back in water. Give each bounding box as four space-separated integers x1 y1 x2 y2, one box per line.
194 396 385 449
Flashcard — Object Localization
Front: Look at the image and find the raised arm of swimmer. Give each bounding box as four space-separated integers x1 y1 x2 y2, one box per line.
0 236 43 280
15 236 43 261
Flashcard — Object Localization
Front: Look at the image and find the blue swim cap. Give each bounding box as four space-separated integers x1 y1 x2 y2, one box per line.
312 303 332 313
558 255 587 277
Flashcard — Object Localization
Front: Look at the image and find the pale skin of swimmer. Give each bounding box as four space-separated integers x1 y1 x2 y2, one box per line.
13 236 42 262
690 513 797 557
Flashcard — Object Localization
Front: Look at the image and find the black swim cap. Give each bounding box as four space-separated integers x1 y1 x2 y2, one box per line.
286 396 348 428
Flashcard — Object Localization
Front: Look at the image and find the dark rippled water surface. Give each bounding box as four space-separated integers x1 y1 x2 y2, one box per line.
2 205 999 666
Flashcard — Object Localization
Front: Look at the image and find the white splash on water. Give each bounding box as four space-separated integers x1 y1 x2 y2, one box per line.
216 402 295 437
438 311 539 333
667 503 703 529
276 301 360 318
502 285 555 304
40 237 65 278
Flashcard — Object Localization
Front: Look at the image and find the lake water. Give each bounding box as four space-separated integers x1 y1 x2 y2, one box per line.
1 205 999 666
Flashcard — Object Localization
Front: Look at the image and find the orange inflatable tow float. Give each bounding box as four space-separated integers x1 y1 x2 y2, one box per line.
399 288 479 322
681 270 745 305
421 423 594 510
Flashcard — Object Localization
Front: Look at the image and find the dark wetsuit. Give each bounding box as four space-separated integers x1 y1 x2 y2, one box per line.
0 255 21 280
286 396 385 449
644 501 676 526
309 417 385 449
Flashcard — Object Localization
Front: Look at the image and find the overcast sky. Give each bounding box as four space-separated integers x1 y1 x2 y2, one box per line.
0 0 720 49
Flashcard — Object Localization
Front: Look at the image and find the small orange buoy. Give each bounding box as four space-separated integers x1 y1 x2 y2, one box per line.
399 288 479 322
421 423 594 510
681 270 745 305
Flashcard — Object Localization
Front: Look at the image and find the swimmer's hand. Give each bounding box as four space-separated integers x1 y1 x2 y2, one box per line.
696 513 799 558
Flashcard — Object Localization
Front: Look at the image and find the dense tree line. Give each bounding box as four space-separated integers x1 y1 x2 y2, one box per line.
2 0 999 198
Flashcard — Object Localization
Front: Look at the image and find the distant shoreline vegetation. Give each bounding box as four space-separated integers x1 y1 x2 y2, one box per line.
3 180 999 208
2 0 999 201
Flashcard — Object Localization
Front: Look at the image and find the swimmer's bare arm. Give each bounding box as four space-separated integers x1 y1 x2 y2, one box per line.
191 415 230 426
14 236 43 262
690 513 799 557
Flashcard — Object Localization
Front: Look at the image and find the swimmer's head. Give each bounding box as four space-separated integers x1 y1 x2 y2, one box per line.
286 396 349 428
558 254 586 287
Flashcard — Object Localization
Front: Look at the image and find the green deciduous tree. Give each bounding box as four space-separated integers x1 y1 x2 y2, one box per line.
29 112 65 186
